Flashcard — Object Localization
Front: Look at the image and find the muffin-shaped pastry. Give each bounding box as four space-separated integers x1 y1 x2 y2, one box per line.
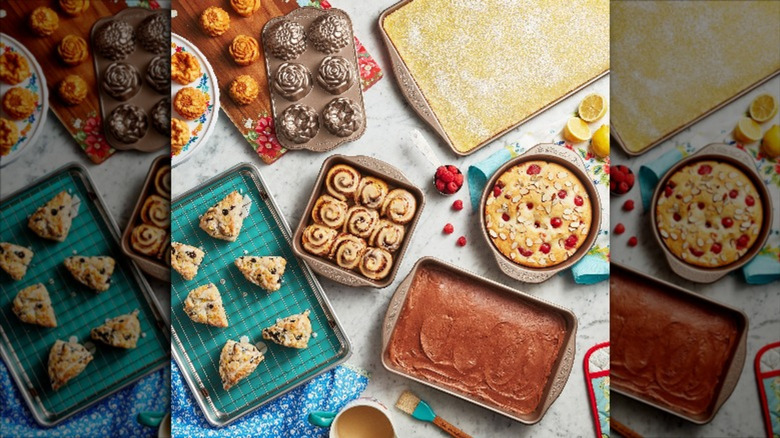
278 104 319 144
273 63 312 102
108 104 148 143
359 247 392 280
229 35 260 66
137 13 170 55
381 189 417 225
329 234 367 270
141 194 170 228
325 164 360 201
0 119 19 156
57 35 88 66
171 118 190 155
0 52 31 85
29 7 59 37
312 194 348 229
229 75 259 105
343 206 379 239
370 219 405 253
154 164 171 196
317 56 354 94
265 20 306 61
200 6 230 37
59 0 90 16
102 62 141 101
171 52 201 85
174 87 208 120
231 0 261 17
2 88 37 120
131 224 167 258
322 97 363 137
94 20 135 61
146 56 170 94
150 97 170 135
302 224 338 256
58 74 88 105
355 176 388 209
308 13 350 54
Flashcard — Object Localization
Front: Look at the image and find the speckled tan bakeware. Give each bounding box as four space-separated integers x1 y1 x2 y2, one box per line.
611 263 748 424
649 143 773 283
478 143 602 283
292 155 425 289
120 155 170 282
381 257 577 424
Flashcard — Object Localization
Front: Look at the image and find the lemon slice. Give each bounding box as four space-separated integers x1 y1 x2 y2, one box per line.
564 117 592 143
749 94 778 123
578 93 607 123
591 125 610 158
734 117 762 143
761 124 780 158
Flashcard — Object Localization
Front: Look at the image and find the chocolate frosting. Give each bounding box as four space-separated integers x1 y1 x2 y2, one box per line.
101 62 141 101
273 62 312 101
137 13 170 55
317 56 354 94
94 20 135 61
145 56 170 94
151 97 170 135
277 104 319 144
107 104 148 144
322 97 362 137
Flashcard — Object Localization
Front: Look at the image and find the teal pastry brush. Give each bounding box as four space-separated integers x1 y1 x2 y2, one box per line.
395 390 472 438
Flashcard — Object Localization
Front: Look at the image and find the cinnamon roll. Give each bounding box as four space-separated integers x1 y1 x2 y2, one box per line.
140 194 170 228
329 234 367 270
343 206 379 239
302 224 338 257
355 176 388 209
311 195 348 229
130 224 167 258
154 164 171 197
325 164 361 201
370 219 405 253
359 247 393 280
381 189 417 224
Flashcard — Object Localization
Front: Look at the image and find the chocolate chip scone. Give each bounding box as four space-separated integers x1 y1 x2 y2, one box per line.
656 160 763 267
262 310 312 349
234 256 287 292
183 283 228 327
28 191 74 242
64 256 116 292
90 310 140 349
171 242 205 280
485 161 592 268
0 242 33 280
199 191 247 242
48 340 93 390
219 339 264 390
13 284 57 327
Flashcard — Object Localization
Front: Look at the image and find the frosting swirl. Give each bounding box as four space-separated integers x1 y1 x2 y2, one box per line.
58 35 88 66
329 234 367 270
355 176 388 209
381 189 417 224
359 247 392 280
146 56 170 94
325 164 361 201
102 62 141 101
344 206 379 239
311 195 348 229
141 194 170 228
370 219 405 253
322 97 363 137
273 63 312 101
231 0 261 17
302 224 338 256
229 35 260 66
317 56 354 94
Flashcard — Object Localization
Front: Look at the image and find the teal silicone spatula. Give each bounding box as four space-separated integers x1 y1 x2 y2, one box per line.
395 390 472 438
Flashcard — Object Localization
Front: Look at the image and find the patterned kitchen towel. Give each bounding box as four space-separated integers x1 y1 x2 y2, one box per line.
584 342 610 438
755 342 780 438
0 359 169 438
171 361 369 438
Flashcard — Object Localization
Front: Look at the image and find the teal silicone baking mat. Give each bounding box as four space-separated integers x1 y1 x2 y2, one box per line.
170 163 351 427
0 165 169 426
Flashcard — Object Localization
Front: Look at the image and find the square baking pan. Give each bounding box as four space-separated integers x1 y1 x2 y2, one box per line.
0 163 170 426
381 257 577 424
170 163 351 427
610 263 748 423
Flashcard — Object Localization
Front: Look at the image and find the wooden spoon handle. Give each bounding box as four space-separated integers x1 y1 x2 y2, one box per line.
611 419 643 438
433 416 472 438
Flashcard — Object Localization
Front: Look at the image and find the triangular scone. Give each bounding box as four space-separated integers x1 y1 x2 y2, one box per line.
12 284 57 327
219 339 264 390
0 242 34 280
170 242 205 280
64 256 116 292
234 256 287 292
199 191 246 241
261 310 312 349
48 340 93 390
183 284 228 327
90 310 141 349
28 191 74 242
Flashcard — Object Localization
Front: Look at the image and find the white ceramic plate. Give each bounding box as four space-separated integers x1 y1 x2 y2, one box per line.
0 33 48 168
170 33 219 168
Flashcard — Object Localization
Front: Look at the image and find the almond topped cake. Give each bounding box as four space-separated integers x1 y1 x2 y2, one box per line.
655 160 763 267
484 161 592 268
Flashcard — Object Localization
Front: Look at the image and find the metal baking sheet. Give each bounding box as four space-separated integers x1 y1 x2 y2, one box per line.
0 163 169 426
170 163 351 427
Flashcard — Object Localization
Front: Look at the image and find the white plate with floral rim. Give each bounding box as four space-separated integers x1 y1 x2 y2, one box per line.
0 33 48 168
171 33 219 168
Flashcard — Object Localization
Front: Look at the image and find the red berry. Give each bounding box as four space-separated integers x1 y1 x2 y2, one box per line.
729 189 738 199
564 235 578 249
612 171 625 183
673 212 682 222
627 236 638 247
435 166 447 178
746 195 755 206
625 173 635 186
454 173 464 185
619 182 629 193
452 200 463 211
736 234 750 249
526 202 534 210
668 181 677 189
698 202 705 210
456 236 467 247
623 200 635 211
551 217 563 228
610 181 616 191
574 196 584 206
558 190 567 199
721 217 733 228
447 165 459 174
664 186 673 197
711 243 722 254
519 248 534 257
539 243 551 254
443 223 454 234
526 164 541 175
690 247 704 257
493 185 502 197
440 171 454 183
614 223 625 235
698 164 712 175
446 182 458 194
436 180 446 192
502 213 510 222
617 165 629 174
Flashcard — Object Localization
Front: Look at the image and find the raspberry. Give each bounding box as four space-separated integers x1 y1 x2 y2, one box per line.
617 165 629 174
440 171 454 183
729 189 738 199
612 171 625 183
435 180 446 192
623 200 635 211
673 212 682 222
435 166 447 179
539 243 551 254
625 173 635 186
711 243 722 254
558 190 567 199
434 165 463 195
526 164 541 175
721 217 733 228
664 186 673 197
493 185 502 197
614 223 625 235
443 223 454 234
526 202 534 210
627 236 638 247
698 164 712 175
454 172 464 185
610 181 616 192
690 247 704 257
456 236 467 247
736 234 750 249
502 213 510 222
745 195 755 207
574 196 584 206
519 248 534 257
564 235 578 249
446 182 458 194
619 182 629 193
452 200 463 211
551 217 562 228
447 165 459 174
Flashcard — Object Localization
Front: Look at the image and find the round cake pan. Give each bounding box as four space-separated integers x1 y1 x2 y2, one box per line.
479 143 602 283
649 143 773 283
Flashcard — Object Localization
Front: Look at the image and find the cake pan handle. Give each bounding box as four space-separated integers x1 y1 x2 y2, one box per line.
697 143 758 170
527 143 587 168
495 255 555 283
306 257 374 288
664 252 727 284
350 155 412 185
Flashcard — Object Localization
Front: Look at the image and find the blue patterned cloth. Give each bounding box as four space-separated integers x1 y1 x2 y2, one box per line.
171 361 368 437
0 360 169 438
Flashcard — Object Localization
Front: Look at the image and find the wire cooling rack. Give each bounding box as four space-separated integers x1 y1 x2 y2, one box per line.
170 163 351 427
0 164 169 426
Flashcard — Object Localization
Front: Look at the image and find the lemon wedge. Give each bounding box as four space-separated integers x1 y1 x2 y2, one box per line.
749 94 778 123
734 117 761 143
564 117 592 143
578 93 607 123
